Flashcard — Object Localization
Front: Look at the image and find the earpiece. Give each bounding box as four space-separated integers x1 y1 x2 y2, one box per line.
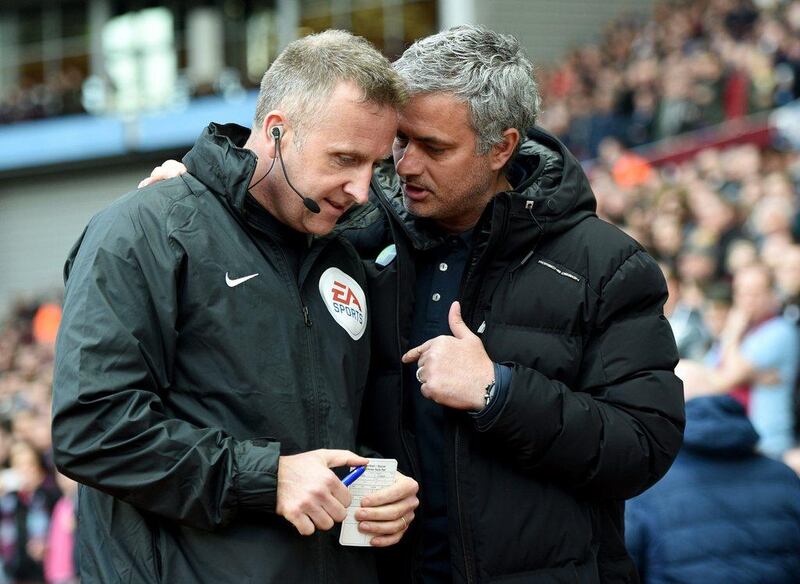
259 123 320 214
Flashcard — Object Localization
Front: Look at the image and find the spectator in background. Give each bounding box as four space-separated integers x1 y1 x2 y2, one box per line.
699 282 734 360
681 263 800 458
651 214 685 264
775 244 800 323
625 395 800 584
44 473 77 584
661 263 710 359
774 244 800 474
0 441 60 584
0 298 68 583
724 238 759 275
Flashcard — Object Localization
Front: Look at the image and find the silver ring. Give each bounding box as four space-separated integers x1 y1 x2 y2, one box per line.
415 368 423 383
401 516 408 530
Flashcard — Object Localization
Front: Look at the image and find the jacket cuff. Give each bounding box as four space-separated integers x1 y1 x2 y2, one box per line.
233 439 280 513
472 363 512 431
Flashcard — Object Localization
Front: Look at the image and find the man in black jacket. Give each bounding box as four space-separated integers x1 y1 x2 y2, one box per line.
141 25 685 584
356 26 685 584
52 31 418 584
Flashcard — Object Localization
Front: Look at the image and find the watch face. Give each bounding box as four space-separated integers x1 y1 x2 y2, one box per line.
485 381 497 405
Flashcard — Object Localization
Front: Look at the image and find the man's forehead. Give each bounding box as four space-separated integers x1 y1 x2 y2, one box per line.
398 93 473 141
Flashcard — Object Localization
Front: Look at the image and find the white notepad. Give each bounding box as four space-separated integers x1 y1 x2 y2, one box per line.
339 458 398 546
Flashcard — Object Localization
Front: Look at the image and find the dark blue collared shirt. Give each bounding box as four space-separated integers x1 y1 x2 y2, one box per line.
404 230 510 584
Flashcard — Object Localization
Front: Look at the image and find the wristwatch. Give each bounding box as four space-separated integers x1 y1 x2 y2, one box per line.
482 379 497 408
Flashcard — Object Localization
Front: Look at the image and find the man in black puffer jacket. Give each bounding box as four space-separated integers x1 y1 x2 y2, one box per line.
354 25 685 584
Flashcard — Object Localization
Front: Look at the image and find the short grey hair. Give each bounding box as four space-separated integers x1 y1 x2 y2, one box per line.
393 25 540 155
254 30 406 136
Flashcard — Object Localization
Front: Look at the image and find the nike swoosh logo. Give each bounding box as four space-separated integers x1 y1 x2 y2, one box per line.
225 272 259 288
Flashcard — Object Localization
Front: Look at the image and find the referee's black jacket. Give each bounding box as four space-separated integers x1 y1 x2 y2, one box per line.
355 127 685 584
52 123 378 583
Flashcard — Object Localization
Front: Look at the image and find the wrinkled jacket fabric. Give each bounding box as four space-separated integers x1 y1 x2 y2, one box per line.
52 123 377 583
355 127 685 584
626 396 800 584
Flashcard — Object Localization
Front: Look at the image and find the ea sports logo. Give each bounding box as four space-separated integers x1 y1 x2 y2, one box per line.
319 267 367 340
332 280 362 311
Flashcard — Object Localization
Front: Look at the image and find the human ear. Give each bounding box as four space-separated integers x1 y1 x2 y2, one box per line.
490 128 521 171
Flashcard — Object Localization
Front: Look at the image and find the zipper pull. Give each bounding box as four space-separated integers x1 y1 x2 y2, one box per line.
509 248 536 282
477 321 486 335
302 306 312 327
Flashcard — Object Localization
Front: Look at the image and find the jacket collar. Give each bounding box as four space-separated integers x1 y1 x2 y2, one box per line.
183 123 258 214
506 127 596 237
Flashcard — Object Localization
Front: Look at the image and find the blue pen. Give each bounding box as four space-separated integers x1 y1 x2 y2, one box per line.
342 465 366 487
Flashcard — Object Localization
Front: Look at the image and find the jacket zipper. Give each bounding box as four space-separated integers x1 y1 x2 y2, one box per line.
452 201 513 584
453 425 475 584
276 241 327 580
382 199 424 582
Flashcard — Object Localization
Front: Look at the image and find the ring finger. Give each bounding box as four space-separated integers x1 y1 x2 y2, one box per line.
360 513 414 535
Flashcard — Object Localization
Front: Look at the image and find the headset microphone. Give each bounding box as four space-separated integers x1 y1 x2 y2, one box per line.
272 127 321 214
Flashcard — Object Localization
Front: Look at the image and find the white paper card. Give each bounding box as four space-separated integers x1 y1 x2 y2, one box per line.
339 458 398 546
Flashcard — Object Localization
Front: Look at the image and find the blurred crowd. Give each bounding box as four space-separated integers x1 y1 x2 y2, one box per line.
0 301 77 584
4 0 800 137
539 0 800 158
600 138 800 577
0 68 85 126
590 135 800 460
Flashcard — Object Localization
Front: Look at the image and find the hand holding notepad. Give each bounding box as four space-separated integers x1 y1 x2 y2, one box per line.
339 458 398 546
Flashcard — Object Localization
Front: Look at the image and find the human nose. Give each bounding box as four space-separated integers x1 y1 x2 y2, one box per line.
343 166 373 205
394 142 421 177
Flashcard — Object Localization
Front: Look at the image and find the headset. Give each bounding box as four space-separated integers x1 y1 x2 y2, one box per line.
248 126 320 214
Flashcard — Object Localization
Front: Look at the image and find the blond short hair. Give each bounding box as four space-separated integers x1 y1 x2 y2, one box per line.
254 30 406 137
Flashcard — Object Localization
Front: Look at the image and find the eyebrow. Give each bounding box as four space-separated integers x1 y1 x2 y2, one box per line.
329 148 391 164
396 130 452 148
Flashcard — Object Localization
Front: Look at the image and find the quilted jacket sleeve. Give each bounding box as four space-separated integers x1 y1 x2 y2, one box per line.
479 249 685 499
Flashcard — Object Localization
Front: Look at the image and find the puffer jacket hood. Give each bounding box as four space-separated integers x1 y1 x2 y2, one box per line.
683 396 759 456
509 127 597 235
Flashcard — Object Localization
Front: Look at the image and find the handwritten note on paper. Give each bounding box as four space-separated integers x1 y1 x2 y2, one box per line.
339 458 398 546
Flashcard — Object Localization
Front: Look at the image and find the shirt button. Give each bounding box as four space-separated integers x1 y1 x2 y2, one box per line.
439 262 448 271
432 293 441 302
